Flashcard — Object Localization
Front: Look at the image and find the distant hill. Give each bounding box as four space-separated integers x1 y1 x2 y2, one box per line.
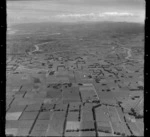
11 21 144 34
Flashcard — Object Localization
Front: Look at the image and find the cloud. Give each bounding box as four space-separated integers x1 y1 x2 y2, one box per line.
102 12 135 16
55 12 136 19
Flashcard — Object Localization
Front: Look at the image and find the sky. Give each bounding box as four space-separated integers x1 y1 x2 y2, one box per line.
7 0 145 26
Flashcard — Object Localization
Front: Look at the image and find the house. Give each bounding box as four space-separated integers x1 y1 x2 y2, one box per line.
57 65 65 71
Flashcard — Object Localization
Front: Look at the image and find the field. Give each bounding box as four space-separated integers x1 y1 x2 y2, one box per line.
6 22 144 136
